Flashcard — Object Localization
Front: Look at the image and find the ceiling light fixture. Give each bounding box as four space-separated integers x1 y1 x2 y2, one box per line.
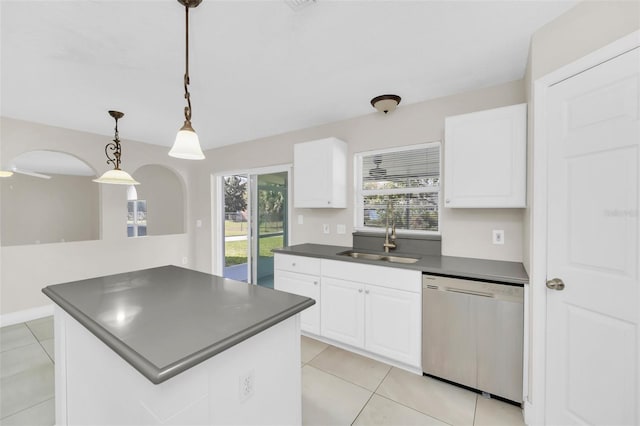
0 170 13 178
371 94 401 114
169 0 205 160
93 111 140 185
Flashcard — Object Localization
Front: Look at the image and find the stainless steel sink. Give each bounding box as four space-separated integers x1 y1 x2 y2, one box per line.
338 250 420 264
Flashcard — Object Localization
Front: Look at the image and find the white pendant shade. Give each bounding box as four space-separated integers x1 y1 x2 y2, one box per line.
0 170 14 178
93 169 140 185
169 127 205 160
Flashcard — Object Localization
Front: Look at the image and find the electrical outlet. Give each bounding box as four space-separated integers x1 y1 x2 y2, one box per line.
336 224 346 234
297 214 304 225
492 230 505 245
182 257 188 265
196 219 202 228
239 370 255 402
322 224 330 234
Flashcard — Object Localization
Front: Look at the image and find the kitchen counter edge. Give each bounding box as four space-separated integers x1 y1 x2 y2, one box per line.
273 244 528 285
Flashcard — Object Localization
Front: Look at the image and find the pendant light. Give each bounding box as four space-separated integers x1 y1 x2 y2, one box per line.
93 110 140 185
169 0 205 160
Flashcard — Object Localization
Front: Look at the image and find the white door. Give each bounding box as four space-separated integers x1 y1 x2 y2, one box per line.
320 277 365 348
365 285 421 367
546 47 639 425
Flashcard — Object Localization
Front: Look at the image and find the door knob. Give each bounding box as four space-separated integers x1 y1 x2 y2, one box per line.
546 278 565 291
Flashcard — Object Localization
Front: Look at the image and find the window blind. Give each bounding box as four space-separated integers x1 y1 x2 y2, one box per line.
358 144 440 233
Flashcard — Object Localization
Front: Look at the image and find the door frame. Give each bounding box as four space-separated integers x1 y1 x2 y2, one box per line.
528 30 640 425
213 164 292 279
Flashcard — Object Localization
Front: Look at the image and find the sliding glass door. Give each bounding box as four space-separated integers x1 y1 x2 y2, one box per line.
221 169 288 288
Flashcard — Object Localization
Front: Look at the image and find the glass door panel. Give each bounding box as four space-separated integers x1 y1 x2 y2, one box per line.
222 174 249 282
252 172 288 288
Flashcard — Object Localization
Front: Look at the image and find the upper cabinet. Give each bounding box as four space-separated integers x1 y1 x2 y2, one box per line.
444 103 526 208
294 137 347 208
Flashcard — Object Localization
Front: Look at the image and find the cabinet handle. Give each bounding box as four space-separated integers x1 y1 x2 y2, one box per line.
365 289 370 294
445 199 451 204
358 288 363 293
292 263 296 267
327 201 331 205
313 281 318 286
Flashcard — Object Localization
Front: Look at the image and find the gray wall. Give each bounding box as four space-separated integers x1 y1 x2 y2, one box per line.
191 79 527 275
134 164 185 236
1 174 99 246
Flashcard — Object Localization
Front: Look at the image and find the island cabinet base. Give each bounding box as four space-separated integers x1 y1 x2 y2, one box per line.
54 307 302 425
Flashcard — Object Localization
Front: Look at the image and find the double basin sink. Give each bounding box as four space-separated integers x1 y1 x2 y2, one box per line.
337 250 421 264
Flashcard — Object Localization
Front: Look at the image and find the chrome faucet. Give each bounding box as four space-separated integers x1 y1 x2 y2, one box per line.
383 201 397 253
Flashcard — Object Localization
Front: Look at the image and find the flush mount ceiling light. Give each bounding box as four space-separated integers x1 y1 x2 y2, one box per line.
169 0 205 160
0 170 13 178
93 111 140 185
371 94 402 114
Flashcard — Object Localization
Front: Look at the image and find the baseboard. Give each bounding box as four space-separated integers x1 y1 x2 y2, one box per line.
0 304 54 327
523 401 534 425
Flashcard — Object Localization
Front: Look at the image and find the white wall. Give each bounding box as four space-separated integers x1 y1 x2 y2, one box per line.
191 79 526 275
0 118 193 317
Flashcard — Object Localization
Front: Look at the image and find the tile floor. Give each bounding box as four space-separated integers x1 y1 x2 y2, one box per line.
0 317 55 425
0 318 525 426
300 336 525 426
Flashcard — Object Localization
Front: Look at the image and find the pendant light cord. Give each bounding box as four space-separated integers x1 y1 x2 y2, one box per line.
183 4 192 123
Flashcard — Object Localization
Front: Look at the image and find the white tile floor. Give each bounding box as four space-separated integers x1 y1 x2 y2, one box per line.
0 317 55 425
0 318 525 426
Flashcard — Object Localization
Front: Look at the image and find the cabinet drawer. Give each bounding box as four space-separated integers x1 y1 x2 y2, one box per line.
321 259 421 293
275 254 321 275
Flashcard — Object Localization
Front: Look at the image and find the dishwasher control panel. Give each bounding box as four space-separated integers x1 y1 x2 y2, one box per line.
422 274 523 303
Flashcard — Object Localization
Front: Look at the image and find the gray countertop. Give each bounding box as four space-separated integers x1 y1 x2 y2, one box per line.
42 265 315 384
273 244 529 285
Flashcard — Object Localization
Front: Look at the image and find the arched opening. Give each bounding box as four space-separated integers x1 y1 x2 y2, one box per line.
131 165 185 236
0 150 99 246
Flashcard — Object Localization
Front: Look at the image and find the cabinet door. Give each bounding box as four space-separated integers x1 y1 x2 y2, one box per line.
320 277 365 347
422 288 477 389
444 103 526 208
293 137 346 208
365 285 421 367
476 297 523 402
275 270 321 335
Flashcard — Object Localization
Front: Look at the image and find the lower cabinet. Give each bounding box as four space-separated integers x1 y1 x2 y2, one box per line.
365 284 421 367
274 254 321 335
274 254 421 370
275 270 320 335
320 261 421 369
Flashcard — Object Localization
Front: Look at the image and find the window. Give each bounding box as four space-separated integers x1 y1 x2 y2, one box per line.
355 142 440 234
127 185 147 237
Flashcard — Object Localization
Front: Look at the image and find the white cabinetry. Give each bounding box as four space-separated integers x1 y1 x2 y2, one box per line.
274 254 321 334
320 277 365 347
321 260 421 369
444 103 526 208
293 137 347 208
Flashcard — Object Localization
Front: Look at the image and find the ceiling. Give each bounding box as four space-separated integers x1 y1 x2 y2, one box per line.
1 0 577 151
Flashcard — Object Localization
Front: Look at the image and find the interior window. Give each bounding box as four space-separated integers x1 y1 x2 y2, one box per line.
127 185 147 237
355 142 440 234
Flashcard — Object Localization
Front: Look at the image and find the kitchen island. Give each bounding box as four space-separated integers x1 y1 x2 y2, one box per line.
42 265 314 425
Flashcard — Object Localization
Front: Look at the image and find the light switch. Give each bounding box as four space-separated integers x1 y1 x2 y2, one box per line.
492 230 505 245
196 219 202 228
322 224 330 234
297 215 304 225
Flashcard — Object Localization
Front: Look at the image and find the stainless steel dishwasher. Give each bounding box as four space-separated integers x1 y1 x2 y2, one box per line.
422 274 524 403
